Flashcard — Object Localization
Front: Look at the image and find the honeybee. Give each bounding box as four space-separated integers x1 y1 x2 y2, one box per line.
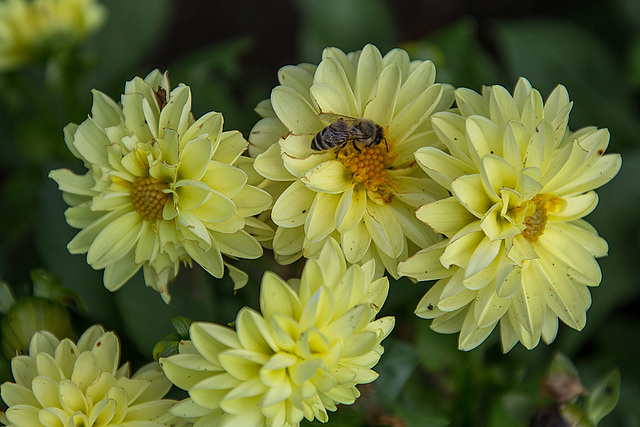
311 113 386 153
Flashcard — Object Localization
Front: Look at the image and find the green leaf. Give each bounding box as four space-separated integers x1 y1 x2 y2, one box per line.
152 335 180 361
171 316 192 338
586 369 621 425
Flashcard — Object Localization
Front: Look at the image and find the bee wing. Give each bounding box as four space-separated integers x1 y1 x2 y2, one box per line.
322 124 352 144
318 112 358 124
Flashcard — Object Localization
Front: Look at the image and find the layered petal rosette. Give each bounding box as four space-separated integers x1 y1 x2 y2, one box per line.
398 78 621 351
0 325 186 426
250 44 453 277
49 70 272 301
0 0 106 71
160 238 395 426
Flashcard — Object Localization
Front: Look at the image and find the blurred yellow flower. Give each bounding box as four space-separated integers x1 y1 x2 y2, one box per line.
160 238 394 426
250 44 452 277
0 325 186 426
49 70 272 302
398 78 621 351
0 0 106 71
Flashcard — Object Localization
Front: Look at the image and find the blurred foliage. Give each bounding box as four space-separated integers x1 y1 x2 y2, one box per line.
0 0 639 425
0 270 81 358
294 0 396 63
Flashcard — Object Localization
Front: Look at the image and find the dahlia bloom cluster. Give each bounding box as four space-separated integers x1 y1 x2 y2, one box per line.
0 325 186 426
160 239 394 426
44 45 619 364
50 70 272 301
398 78 621 351
250 44 452 278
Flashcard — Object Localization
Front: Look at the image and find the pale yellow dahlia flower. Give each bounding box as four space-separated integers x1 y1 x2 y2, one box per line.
398 78 621 351
0 325 187 426
49 70 272 302
250 44 452 277
160 238 394 426
0 0 106 71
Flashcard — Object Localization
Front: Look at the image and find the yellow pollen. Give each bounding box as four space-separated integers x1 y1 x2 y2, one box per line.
336 143 398 204
522 194 564 241
131 177 170 221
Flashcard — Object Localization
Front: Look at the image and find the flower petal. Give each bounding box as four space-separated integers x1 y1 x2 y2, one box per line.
202 161 247 199
465 115 502 165
398 241 452 281
316 56 357 109
271 180 315 228
184 240 224 278
310 82 355 118
341 221 371 263
177 136 214 181
271 86 323 134
335 185 366 233
364 203 403 258
254 143 295 181
304 192 340 243
191 189 236 224
458 309 495 351
232 186 272 217
182 111 223 146
451 174 493 218
473 286 509 329
535 258 586 330
260 272 302 321
86 211 143 269
362 64 401 127
416 197 476 237
104 247 142 291
414 146 475 191
214 130 249 165
510 268 546 335
354 44 384 111
301 160 352 193
211 230 262 259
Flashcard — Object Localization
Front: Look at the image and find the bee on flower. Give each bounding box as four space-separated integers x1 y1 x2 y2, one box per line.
398 78 622 351
249 44 453 278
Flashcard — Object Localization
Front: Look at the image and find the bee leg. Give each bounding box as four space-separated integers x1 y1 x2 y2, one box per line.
383 138 389 152
352 141 362 153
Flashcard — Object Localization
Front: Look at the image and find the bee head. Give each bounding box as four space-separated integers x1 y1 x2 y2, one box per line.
374 124 384 143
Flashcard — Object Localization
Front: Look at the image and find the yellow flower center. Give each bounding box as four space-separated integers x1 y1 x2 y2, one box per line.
522 194 564 241
336 143 398 204
131 177 169 221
